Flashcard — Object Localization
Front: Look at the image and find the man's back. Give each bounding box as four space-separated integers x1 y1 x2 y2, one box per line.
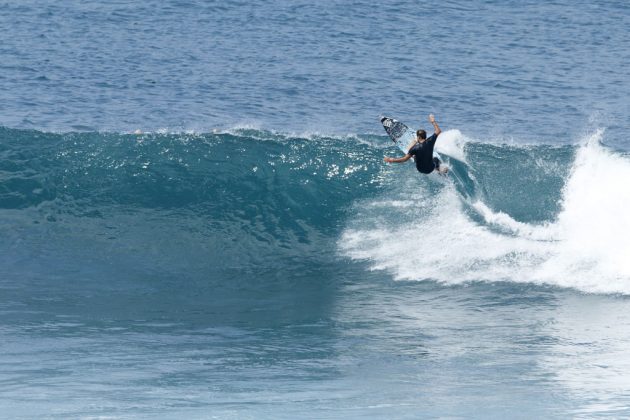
408 133 438 174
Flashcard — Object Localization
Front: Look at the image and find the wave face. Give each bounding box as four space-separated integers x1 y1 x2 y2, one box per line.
0 127 383 294
2 126 629 295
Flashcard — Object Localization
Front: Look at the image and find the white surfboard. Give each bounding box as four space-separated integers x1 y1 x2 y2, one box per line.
380 116 441 159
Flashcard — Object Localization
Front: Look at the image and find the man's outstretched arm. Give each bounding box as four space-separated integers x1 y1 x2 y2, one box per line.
429 114 441 137
384 154 412 163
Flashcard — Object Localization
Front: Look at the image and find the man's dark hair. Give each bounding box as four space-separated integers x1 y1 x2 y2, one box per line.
416 129 426 140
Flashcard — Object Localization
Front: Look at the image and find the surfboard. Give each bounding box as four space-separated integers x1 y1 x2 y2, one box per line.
380 116 441 159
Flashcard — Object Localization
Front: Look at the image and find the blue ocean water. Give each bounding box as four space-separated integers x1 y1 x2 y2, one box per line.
2 0 630 418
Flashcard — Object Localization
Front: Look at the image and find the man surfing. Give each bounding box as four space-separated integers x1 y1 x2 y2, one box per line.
383 114 447 175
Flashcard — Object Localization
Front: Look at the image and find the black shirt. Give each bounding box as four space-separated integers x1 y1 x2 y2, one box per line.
407 133 438 174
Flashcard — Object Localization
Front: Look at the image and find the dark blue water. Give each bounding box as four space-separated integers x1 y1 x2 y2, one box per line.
2 1 630 418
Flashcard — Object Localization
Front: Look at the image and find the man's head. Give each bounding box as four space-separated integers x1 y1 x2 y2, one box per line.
416 129 427 141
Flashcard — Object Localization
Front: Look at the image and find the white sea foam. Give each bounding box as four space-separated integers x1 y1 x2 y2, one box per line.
472 200 559 241
434 129 469 163
540 130 630 291
340 130 630 294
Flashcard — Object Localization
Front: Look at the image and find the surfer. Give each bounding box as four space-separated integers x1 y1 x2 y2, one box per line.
383 114 447 174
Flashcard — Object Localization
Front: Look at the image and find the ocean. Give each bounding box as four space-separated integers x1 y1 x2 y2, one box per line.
1 1 630 418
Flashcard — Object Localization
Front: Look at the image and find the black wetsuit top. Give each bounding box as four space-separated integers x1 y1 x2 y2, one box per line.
407 133 439 174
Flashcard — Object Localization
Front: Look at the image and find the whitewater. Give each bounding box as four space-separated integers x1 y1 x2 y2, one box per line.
342 129 630 294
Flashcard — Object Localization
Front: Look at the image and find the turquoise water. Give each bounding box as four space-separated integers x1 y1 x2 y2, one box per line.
2 1 630 418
